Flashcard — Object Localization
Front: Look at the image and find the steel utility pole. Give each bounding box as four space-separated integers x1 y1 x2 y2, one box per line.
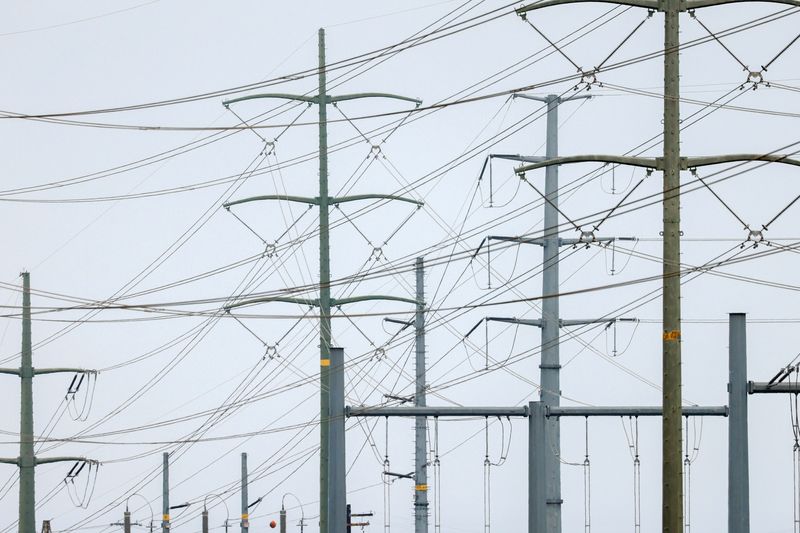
414 257 428 533
241 453 249 533
162 453 169 533
513 2 800 530
475 93 634 532
0 272 97 533
222 29 421 533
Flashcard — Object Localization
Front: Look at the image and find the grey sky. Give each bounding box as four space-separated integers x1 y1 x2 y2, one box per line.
1 1 800 532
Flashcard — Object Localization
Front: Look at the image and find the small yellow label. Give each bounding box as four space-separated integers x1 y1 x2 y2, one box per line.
241 514 249 520
663 330 681 341
321 359 331 366
163 515 170 521
415 484 428 491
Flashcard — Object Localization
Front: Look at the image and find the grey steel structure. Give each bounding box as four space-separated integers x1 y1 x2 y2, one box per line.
728 313 749 533
0 272 96 533
241 453 249 533
328 347 346 533
348 402 727 533
474 93 634 533
512 2 800 530
414 257 428 533
222 29 421 533
162 453 169 533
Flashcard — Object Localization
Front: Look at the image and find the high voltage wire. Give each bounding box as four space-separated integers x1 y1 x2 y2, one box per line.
7 5 800 528
4 136 799 322
0 3 794 205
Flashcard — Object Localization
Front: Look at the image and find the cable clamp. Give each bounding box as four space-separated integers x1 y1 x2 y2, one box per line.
264 242 278 258
264 345 279 360
261 140 276 156
370 247 384 261
372 347 386 361
370 144 382 158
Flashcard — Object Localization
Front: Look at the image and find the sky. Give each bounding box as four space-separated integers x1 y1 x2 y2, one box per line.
1 1 800 532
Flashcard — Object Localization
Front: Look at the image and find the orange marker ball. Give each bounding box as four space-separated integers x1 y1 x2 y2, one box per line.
269 520 277 529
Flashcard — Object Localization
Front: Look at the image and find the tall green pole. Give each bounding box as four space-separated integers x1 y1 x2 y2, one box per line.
317 27 332 533
662 3 683 532
19 272 35 533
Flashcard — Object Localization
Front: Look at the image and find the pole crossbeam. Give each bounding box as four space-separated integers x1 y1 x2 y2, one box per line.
223 29 420 533
225 294 418 311
748 381 800 393
224 193 423 209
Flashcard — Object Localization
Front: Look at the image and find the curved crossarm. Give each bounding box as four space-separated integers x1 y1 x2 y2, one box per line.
330 194 424 207
0 458 18 465
516 155 658 174
514 93 592 103
225 296 319 311
34 368 96 376
0 368 20 376
685 154 800 170
516 0 659 15
223 195 319 209
686 0 800 7
332 295 419 307
223 94 317 107
328 93 422 106
37 456 93 465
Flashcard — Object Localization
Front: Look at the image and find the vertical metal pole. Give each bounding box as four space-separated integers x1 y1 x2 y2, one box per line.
19 271 35 533
529 402 546 533
662 3 684 532
162 452 169 533
414 257 429 533
124 510 132 533
317 26 332 533
328 347 346 533
540 95 562 533
728 313 750 533
280 507 287 533
346 504 352 533
202 510 209 533
241 453 249 533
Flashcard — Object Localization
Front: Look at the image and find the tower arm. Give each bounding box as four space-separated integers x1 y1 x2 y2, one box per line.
225 296 319 311
0 368 20 376
330 194 423 206
34 368 95 376
686 0 800 8
224 195 319 209
332 295 419 307
36 456 95 465
328 93 421 106
684 154 800 170
516 155 658 175
516 0 659 14
223 94 317 107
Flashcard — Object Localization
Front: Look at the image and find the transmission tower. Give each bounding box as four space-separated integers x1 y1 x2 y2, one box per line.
512 1 800 530
0 273 97 533
221 28 422 533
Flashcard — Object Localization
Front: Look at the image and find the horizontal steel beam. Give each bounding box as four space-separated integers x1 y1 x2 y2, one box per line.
346 406 529 417
548 405 728 417
749 381 800 394
347 405 727 418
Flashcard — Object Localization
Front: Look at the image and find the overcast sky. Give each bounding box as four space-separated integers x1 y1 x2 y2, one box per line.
1 1 800 532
